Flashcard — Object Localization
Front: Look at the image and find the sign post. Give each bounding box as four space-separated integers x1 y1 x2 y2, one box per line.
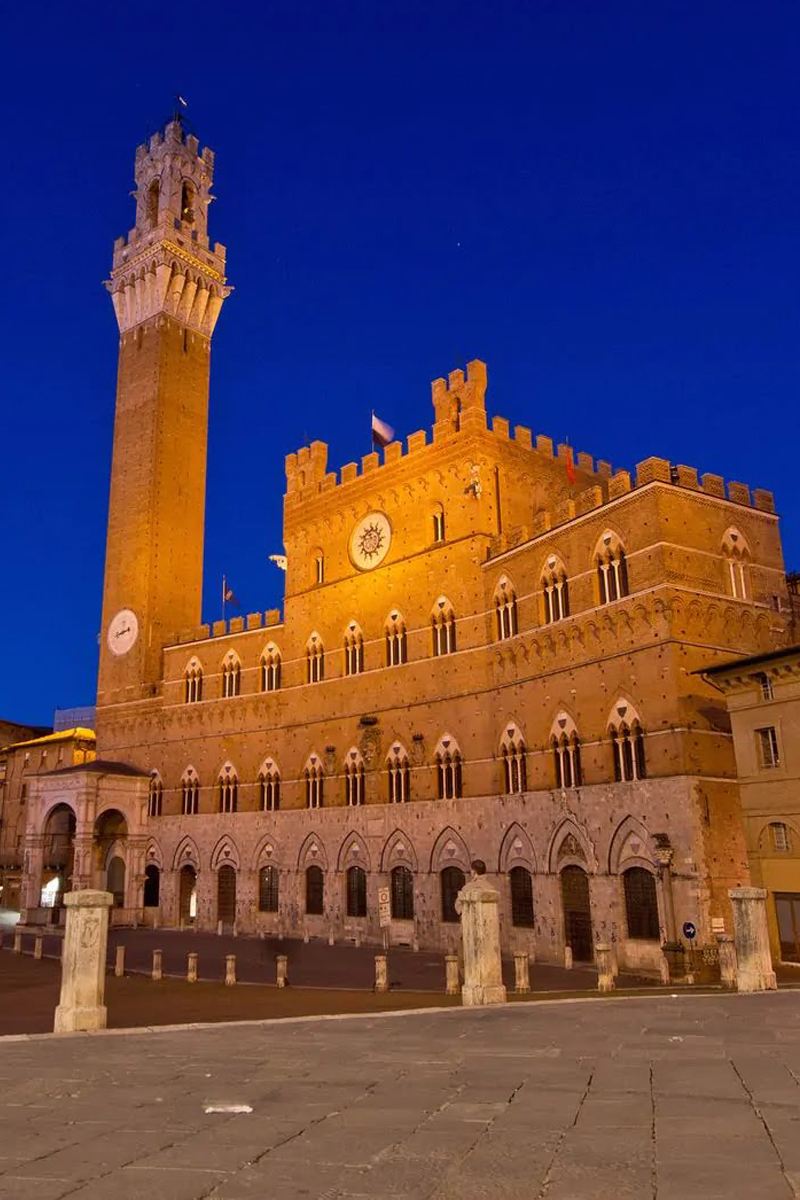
378 885 391 953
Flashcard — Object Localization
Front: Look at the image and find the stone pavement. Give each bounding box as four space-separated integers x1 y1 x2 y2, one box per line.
2 993 800 1198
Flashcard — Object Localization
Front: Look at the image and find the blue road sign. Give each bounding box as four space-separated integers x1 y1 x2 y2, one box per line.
683 921 697 940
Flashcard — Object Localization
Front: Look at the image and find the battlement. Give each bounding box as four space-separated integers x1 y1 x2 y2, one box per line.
135 119 215 169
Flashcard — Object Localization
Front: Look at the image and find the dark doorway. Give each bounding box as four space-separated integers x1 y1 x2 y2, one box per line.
143 864 160 907
561 865 593 961
217 865 237 926
179 865 197 924
775 893 800 963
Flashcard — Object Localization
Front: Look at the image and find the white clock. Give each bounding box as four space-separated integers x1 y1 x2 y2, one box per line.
107 608 139 656
349 511 392 571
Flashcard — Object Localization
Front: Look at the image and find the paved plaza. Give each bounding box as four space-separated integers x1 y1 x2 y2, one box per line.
1 992 800 1199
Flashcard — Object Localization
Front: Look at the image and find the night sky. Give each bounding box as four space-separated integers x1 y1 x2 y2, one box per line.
2 1 799 725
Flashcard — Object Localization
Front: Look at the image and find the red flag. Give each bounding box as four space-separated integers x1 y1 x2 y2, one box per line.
565 446 576 486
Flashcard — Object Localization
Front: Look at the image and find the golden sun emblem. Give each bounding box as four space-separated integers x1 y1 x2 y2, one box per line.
358 522 384 559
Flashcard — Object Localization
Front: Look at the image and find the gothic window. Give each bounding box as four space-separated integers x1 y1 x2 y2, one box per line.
551 713 582 788
181 768 200 815
596 531 629 604
260 644 281 692
494 577 518 640
609 702 646 782
440 866 465 922
623 867 659 940
221 653 241 698
307 633 324 683
258 758 280 812
313 552 324 585
432 504 446 543
722 528 750 600
344 749 365 807
542 555 570 624
184 659 203 703
305 865 324 915
387 743 410 803
510 866 535 927
218 764 238 814
385 611 407 666
147 179 160 227
305 754 324 809
500 725 527 794
431 597 457 656
435 734 463 800
147 772 163 818
258 865 279 912
346 865 367 917
391 865 414 920
144 863 160 907
180 180 195 224
343 623 364 676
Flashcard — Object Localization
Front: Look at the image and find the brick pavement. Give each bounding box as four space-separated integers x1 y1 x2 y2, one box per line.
1 992 800 1198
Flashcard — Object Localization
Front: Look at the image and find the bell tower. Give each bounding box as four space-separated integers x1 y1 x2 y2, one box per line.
97 117 229 706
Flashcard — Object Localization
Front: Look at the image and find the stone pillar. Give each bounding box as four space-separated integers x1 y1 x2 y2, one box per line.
374 954 388 993
445 954 460 995
716 934 737 988
53 890 113 1034
595 943 615 993
34 935 43 960
152 949 162 981
13 930 22 954
655 845 678 944
225 954 236 986
187 952 198 982
729 887 777 993
457 874 507 1007
276 954 288 988
115 945 125 977
513 951 530 994
564 945 573 970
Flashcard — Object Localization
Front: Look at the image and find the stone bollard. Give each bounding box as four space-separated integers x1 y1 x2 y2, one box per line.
225 954 236 986
303 927 310 944
114 945 125 978
54 890 113 1034
595 943 615 993
457 872 507 1007
152 949 162 981
374 954 388 993
187 952 198 983
276 954 288 988
328 928 335 946
13 930 22 954
412 936 420 953
217 920 223 937
0 931 3 950
514 951 530 994
729 888 776 992
659 951 671 985
445 954 460 995
34 936 43 961
232 922 238 938
354 932 361 948
610 945 620 978
716 934 737 988
564 945 573 970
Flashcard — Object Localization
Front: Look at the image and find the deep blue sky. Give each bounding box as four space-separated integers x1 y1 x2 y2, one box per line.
2 1 799 725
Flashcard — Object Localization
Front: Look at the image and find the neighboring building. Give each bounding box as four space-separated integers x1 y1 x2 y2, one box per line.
17 117 796 972
703 646 800 966
0 728 95 912
53 707 96 733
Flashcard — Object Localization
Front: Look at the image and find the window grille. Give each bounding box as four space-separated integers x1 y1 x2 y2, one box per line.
510 866 534 927
771 822 790 852
440 866 465 922
623 867 660 939
757 726 780 769
391 865 414 919
306 865 324 915
346 866 367 917
258 865 279 912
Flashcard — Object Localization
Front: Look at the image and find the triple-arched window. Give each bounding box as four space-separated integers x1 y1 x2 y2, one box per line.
596 531 629 604
722 527 750 600
500 725 527 794
542 555 570 623
260 644 281 692
343 622 364 676
385 611 407 666
305 754 324 809
495 577 518 640
432 597 457 656
609 702 646 782
184 658 203 703
181 767 200 816
307 633 324 683
221 652 241 698
344 748 365 807
551 712 582 788
218 764 238 814
148 771 163 818
435 734 463 800
387 742 410 803
258 758 280 812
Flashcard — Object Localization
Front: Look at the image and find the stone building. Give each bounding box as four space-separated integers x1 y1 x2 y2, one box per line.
17 117 796 972
703 645 800 966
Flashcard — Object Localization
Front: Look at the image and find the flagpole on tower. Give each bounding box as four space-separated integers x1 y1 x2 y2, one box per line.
222 574 226 624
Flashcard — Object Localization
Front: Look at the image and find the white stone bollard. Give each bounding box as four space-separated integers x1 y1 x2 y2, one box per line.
34 936 43 961
729 887 777 993
114 945 125 978
564 945 573 970
303 927 310 944
152 949 162 981
54 890 113 1034
716 934 737 988
217 920 223 937
458 873 507 1007
328 928 335 946
13 930 22 954
445 954 460 995
659 952 671 985
374 954 388 993
225 954 236 986
276 954 288 988
595 943 615 993
187 952 198 983
514 951 530 994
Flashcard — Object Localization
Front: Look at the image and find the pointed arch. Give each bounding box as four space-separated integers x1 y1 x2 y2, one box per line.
251 832 283 870
337 829 371 872
380 828 419 873
595 528 629 604
385 609 407 666
547 816 595 874
343 746 365 806
431 595 457 656
541 552 570 624
304 750 325 809
498 822 536 873
260 642 282 692
494 574 518 640
306 631 324 683
499 721 528 794
550 710 582 788
180 765 200 816
431 500 446 543
173 834 201 871
297 831 329 872
221 648 241 698
722 527 751 600
217 760 239 814
434 732 463 799
386 740 411 803
430 825 471 874
145 838 163 869
147 769 163 818
608 815 653 874
257 756 280 812
184 655 203 703
343 620 364 676
210 835 240 872
607 698 647 783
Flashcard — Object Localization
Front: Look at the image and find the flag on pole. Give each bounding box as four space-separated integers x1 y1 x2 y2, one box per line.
565 445 577 486
222 576 240 609
371 413 394 449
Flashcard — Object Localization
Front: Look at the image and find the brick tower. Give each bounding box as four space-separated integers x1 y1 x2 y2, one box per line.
98 117 229 706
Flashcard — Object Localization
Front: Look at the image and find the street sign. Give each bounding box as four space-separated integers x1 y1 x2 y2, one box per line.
378 886 391 928
683 921 697 940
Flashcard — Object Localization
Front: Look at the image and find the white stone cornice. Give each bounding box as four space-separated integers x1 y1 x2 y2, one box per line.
107 237 229 337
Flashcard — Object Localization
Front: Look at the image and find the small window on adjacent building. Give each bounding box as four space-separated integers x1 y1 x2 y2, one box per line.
771 822 790 853
759 673 774 701
756 726 780 770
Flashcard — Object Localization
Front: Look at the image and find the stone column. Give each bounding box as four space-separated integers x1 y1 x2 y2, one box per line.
513 951 530 994
716 934 737 988
729 887 777 993
655 844 678 944
456 874 507 1007
20 834 45 919
595 943 615 993
374 954 388 993
53 890 113 1034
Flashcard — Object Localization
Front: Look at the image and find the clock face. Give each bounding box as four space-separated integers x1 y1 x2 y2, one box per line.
349 511 392 571
107 608 139 656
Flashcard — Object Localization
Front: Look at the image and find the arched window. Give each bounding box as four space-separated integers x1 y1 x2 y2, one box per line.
435 734 463 799
500 725 527 794
218 764 238 814
510 866 534 927
432 504 445 543
344 748 365 807
387 742 410 803
184 658 203 703
440 866 465 922
596 531 629 604
343 622 364 676
609 702 646 782
305 754 324 809
770 822 790 852
221 653 241 698
305 864 324 915
495 577 518 641
542 555 570 624
181 768 200 816
722 528 750 600
313 551 324 585
551 713 582 788
180 180 195 224
143 863 160 907
258 758 280 812
431 597 457 656
385 611 407 666
258 865 279 912
346 866 367 917
147 179 160 227
260 644 281 692
307 633 324 683
147 772 163 818
623 867 659 940
391 865 414 919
